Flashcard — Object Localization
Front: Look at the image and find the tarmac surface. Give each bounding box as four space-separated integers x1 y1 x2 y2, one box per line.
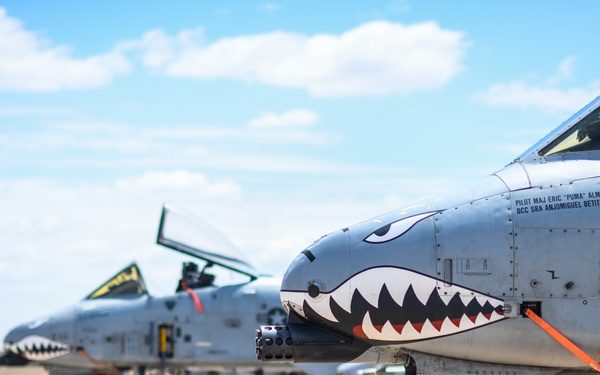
0 367 48 375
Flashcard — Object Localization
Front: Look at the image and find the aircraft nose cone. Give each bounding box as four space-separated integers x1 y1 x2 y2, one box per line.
280 229 352 321
4 323 28 349
282 229 351 294
1 327 29 366
3 313 73 363
2 325 29 365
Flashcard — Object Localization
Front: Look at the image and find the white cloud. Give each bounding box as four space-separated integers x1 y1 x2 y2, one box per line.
0 8 131 91
1 120 345 174
258 3 282 12
547 56 576 85
476 81 600 112
114 170 242 197
134 21 468 97
128 27 204 69
141 125 334 146
475 58 600 112
0 104 80 118
247 109 319 128
0 11 466 95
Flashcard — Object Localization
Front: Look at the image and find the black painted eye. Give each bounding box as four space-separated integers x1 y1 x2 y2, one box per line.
373 224 391 237
364 212 437 244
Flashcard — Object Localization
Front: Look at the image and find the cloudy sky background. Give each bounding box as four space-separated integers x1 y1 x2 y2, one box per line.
1 1 600 339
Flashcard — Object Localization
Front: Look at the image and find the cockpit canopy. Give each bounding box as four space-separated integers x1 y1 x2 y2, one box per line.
84 263 148 300
157 204 259 280
519 95 600 162
539 103 600 156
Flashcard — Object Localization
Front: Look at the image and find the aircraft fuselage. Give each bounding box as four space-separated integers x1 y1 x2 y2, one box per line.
257 97 600 373
4 277 294 373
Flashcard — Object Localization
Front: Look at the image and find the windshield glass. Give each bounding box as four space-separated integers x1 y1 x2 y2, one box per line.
540 105 600 156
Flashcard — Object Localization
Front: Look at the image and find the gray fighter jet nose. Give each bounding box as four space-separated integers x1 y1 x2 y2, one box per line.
281 229 351 296
2 325 30 366
3 323 28 348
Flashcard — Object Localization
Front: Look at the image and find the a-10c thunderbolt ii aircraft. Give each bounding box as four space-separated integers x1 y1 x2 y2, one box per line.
1 205 336 375
257 96 600 374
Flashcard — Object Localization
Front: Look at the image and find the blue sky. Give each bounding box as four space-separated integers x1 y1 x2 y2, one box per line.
1 1 599 340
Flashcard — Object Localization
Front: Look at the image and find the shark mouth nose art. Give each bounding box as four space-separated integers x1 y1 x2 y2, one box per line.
7 335 70 361
281 267 505 343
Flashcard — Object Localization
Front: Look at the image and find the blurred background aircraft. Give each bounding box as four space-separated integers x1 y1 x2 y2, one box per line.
2 205 337 375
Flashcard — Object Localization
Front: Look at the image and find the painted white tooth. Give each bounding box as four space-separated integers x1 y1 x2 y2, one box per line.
398 321 423 341
350 271 386 308
386 284 409 307
379 321 403 341
356 284 381 308
407 276 436 306
382 268 414 306
305 294 338 323
28 353 43 361
354 268 433 307
329 282 353 314
439 317 461 336
486 297 504 309
475 295 493 307
419 319 443 337
359 311 381 340
474 312 489 326
459 314 476 330
459 294 475 306
490 310 504 321
438 293 459 306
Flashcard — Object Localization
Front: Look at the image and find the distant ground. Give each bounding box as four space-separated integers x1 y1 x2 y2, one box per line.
0 367 47 375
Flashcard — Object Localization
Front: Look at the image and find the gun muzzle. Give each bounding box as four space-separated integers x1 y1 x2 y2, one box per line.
256 319 371 363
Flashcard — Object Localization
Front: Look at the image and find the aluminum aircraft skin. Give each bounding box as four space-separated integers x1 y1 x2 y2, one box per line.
1 205 336 375
257 96 600 374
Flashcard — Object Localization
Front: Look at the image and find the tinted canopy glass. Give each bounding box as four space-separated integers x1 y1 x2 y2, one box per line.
540 105 600 156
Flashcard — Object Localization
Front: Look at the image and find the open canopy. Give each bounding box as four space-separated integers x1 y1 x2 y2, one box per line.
156 204 259 280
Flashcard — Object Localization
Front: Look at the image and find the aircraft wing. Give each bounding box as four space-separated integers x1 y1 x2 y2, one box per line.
156 204 260 280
